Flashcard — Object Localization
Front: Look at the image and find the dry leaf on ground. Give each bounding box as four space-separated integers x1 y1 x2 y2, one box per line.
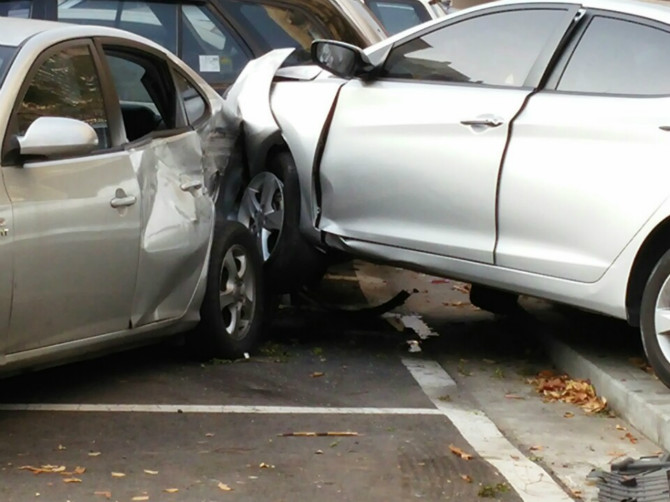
131 496 149 501
529 445 543 451
94 491 111 499
624 432 638 444
460 474 473 483
111 472 126 478
310 372 324 378
88 452 101 457
218 482 233 491
20 465 66 474
144 470 158 475
564 412 575 418
164 488 179 494
528 372 607 413
505 394 524 400
449 444 473 460
62 478 82 483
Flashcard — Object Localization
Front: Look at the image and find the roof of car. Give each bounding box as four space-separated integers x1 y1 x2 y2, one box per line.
0 16 64 46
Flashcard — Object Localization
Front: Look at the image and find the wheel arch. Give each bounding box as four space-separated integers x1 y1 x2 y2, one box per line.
626 216 670 326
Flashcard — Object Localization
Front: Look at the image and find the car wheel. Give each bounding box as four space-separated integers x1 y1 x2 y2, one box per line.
640 249 670 386
192 221 265 358
238 151 323 293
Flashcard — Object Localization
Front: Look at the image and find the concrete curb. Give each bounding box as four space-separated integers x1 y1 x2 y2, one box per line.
541 333 670 452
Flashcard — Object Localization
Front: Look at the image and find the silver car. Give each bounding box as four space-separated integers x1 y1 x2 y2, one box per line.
0 17 264 375
225 0 670 387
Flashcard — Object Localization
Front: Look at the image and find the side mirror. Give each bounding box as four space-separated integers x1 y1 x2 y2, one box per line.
17 116 98 159
311 40 374 79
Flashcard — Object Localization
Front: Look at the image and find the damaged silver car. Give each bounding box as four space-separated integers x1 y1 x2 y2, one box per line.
0 17 264 375
225 0 670 388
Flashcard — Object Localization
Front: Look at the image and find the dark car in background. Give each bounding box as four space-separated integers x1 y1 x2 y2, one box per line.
1 0 386 90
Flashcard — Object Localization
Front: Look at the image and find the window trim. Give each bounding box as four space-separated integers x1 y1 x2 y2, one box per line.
545 9 670 98
2 38 114 165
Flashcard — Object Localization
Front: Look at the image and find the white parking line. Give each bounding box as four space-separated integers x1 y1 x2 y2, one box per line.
402 357 572 502
0 403 443 415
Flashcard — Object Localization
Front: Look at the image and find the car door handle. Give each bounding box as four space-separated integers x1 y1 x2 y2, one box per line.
110 195 137 208
180 180 203 192
460 117 504 128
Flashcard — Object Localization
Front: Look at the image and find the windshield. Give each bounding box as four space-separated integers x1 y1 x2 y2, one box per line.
0 45 17 86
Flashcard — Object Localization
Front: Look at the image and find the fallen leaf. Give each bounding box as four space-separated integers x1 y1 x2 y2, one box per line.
163 488 179 494
615 425 626 431
310 372 324 378
144 470 158 475
19 465 67 474
624 432 638 444
205 433 215 437
259 463 275 469
504 394 524 400
62 478 82 483
460 474 472 483
564 412 574 418
94 491 111 499
111 472 125 478
449 444 473 460
57 445 67 451
218 482 233 491
88 452 101 457
529 445 543 451
131 497 149 501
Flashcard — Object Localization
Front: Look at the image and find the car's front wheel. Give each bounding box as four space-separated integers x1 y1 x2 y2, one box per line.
192 221 265 358
237 152 324 293
639 248 670 386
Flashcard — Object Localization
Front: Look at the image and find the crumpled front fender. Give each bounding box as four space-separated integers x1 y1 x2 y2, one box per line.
221 48 295 177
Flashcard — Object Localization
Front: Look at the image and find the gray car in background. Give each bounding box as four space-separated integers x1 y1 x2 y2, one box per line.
3 0 386 91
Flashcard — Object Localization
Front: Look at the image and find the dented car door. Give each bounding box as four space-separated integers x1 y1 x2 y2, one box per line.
98 43 214 328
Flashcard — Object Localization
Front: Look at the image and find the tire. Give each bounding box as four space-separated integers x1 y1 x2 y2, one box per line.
640 248 670 387
238 151 325 293
191 221 265 359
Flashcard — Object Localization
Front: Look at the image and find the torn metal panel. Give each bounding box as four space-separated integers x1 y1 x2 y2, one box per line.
221 48 294 176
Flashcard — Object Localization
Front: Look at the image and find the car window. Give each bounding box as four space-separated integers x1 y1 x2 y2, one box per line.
16 44 110 148
365 0 429 35
557 16 670 95
225 1 330 64
103 48 176 142
180 4 250 84
383 9 567 87
174 72 208 124
0 1 31 17
57 1 250 85
58 1 178 53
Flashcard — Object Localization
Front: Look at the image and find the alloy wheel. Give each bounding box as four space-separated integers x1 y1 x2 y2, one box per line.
238 172 284 261
219 244 256 341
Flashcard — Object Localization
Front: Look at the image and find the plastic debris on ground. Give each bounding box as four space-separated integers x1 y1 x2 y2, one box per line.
588 453 670 501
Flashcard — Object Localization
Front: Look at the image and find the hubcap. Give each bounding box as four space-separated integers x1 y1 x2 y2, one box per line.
238 172 284 261
218 244 255 341
654 275 670 361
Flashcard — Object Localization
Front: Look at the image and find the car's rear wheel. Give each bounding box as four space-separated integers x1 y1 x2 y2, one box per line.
238 152 324 293
191 221 264 358
639 248 670 386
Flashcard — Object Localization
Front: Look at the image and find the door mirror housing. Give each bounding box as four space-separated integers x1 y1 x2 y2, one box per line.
311 40 375 79
16 117 98 160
